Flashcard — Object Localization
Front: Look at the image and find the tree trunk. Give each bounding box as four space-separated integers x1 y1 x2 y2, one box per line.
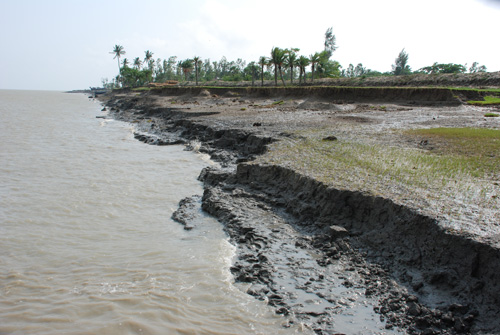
279 66 286 86
290 66 293 85
261 65 264 86
274 65 278 86
195 64 198 85
311 64 315 82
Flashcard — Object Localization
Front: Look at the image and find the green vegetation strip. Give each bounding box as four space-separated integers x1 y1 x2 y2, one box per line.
468 96 500 105
260 128 499 218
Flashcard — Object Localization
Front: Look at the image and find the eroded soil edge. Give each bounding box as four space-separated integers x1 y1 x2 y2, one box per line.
101 90 500 334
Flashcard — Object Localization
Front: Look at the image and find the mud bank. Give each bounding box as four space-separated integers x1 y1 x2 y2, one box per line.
100 89 500 334
200 163 500 334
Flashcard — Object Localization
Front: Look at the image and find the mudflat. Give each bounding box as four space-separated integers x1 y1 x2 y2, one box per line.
99 86 500 334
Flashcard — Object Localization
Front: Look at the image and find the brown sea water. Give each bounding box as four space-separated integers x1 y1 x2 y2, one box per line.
0 90 303 335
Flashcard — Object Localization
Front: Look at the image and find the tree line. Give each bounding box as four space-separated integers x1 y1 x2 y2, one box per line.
106 29 487 89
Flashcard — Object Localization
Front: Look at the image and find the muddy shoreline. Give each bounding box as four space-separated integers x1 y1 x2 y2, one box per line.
98 87 500 334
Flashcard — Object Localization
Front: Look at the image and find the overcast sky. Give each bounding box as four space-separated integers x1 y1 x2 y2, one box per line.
1 0 499 91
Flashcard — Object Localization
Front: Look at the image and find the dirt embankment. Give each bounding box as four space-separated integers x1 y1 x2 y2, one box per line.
99 86 500 334
133 85 488 106
178 71 500 89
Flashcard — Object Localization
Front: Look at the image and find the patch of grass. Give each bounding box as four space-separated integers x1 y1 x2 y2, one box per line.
131 87 151 91
485 113 500 117
272 100 285 105
370 105 387 111
451 87 500 94
468 96 500 105
406 128 500 176
260 128 499 224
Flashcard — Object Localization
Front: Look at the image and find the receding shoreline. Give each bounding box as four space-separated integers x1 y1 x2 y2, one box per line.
98 85 500 334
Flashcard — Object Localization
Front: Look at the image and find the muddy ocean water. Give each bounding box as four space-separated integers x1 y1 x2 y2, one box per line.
0 90 307 335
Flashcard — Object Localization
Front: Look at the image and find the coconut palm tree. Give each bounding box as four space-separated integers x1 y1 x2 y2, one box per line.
122 58 129 69
298 55 310 85
133 57 142 70
310 52 321 82
193 56 201 85
258 56 268 86
285 49 299 85
110 45 125 76
270 47 286 86
144 50 154 70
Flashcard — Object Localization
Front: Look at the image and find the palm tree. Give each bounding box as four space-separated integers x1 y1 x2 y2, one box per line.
310 52 321 82
285 49 299 85
298 55 310 85
133 57 142 70
258 56 268 86
122 58 129 68
144 50 154 70
110 45 125 76
193 56 201 85
270 47 287 86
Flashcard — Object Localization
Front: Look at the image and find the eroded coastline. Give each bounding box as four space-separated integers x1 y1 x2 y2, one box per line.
98 87 500 334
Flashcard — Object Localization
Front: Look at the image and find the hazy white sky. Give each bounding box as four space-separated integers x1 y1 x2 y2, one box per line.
1 0 499 91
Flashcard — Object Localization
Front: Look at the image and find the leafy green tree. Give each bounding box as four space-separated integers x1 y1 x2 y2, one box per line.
218 56 229 78
202 59 215 81
469 62 487 73
180 59 194 81
270 47 287 86
133 57 142 70
298 55 310 85
258 56 268 86
343 64 355 77
392 48 411 75
324 27 337 59
343 63 367 77
243 62 259 86
154 58 164 80
419 62 466 74
110 45 126 77
165 56 177 80
120 67 152 87
316 52 340 78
